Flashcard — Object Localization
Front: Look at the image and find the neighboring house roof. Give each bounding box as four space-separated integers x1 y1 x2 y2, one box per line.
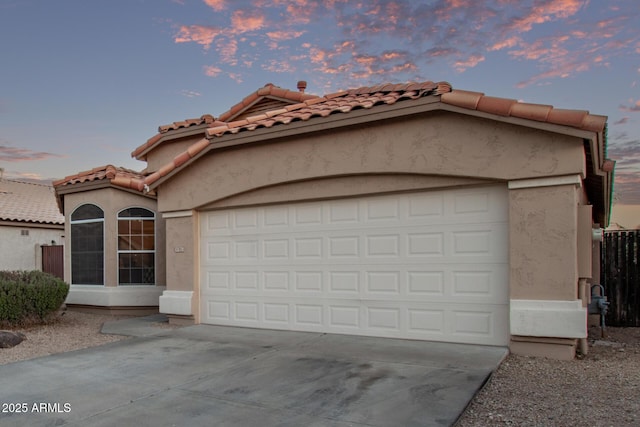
0 178 64 225
607 204 640 230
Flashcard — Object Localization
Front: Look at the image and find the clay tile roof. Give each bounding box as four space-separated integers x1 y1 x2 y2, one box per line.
53 165 147 192
217 83 319 123
157 114 216 133
132 84 319 160
132 114 216 159
0 178 64 225
441 90 607 132
205 80 451 139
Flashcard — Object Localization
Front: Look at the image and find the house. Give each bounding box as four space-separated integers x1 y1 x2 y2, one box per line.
0 175 65 273
54 81 614 359
607 204 640 230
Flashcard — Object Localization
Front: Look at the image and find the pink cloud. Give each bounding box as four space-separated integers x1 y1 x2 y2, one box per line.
490 35 521 51
216 37 238 65
454 54 485 72
170 0 637 90
174 25 221 49
203 0 226 11
203 65 222 77
230 10 265 33
266 30 305 41
505 0 585 33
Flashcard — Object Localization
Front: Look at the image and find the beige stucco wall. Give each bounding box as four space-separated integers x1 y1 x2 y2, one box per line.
61 187 165 288
508 184 580 301
165 214 197 293
145 134 203 173
158 112 585 212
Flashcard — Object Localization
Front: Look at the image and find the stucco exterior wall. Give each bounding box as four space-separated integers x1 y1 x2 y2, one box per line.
508 184 579 301
164 214 197 292
158 112 585 212
145 135 203 173
0 224 64 271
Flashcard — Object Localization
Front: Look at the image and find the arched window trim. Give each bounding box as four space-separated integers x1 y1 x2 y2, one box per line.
117 206 156 286
70 203 105 286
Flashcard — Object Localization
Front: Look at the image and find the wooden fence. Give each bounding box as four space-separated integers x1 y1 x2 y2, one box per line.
601 230 639 327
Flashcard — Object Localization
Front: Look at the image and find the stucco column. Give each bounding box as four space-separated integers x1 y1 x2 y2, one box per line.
508 176 587 344
159 211 198 321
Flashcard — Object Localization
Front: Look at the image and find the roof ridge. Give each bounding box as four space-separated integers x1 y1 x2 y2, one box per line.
0 178 53 188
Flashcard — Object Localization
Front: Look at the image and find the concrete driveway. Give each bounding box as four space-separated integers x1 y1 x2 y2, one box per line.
0 315 507 426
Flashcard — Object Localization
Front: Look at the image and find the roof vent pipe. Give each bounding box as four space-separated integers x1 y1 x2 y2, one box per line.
297 80 307 93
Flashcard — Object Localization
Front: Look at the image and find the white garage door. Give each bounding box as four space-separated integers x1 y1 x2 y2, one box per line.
200 185 509 345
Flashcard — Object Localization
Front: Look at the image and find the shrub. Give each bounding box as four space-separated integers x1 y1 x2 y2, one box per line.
0 270 69 325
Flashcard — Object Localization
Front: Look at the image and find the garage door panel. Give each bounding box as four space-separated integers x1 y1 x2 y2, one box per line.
201 186 509 345
203 296 509 345
202 264 507 304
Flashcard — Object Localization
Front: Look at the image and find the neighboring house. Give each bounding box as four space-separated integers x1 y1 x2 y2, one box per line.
54 81 615 359
607 204 640 230
0 176 65 272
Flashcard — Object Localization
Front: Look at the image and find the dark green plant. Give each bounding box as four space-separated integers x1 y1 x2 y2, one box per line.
0 270 69 325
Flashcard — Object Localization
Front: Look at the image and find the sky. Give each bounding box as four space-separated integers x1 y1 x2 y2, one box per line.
0 0 639 204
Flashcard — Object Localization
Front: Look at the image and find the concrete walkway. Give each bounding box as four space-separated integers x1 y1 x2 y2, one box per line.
0 316 507 426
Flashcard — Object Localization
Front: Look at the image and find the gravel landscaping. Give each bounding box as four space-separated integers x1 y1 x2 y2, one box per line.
1 311 638 426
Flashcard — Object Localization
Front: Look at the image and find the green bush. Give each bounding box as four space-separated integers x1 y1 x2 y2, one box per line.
0 270 69 325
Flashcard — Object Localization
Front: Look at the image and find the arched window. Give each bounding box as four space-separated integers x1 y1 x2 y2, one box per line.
118 207 155 285
70 204 104 285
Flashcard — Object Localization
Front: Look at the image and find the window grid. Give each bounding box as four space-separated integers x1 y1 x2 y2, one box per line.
118 209 155 286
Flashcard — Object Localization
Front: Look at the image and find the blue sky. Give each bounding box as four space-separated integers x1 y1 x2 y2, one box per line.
1 0 639 203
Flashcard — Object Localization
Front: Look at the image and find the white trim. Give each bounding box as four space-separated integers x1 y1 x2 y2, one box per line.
508 174 582 190
66 285 165 307
510 299 587 338
162 210 193 219
159 290 193 316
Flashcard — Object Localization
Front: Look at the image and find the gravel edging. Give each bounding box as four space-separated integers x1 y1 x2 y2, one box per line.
2 312 639 426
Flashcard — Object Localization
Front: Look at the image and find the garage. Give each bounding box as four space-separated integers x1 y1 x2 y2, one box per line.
200 185 509 346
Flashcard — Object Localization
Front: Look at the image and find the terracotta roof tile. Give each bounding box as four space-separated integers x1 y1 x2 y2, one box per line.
131 114 215 159
158 114 215 133
0 179 64 225
441 90 607 133
440 89 483 110
510 102 552 122
476 96 517 116
53 165 147 192
201 80 450 140
218 83 319 123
